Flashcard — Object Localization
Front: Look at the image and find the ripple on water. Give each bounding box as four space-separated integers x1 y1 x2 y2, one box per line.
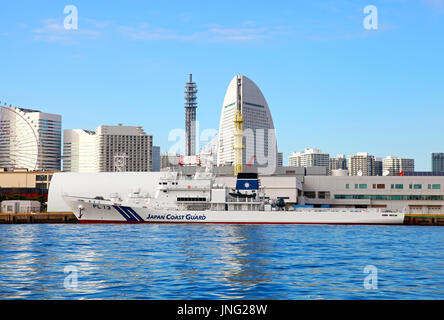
0 224 443 299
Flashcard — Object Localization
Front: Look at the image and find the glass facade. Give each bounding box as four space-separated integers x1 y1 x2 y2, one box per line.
432 153 444 172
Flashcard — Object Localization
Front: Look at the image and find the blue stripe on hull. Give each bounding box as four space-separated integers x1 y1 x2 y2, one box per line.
113 205 133 221
122 206 144 222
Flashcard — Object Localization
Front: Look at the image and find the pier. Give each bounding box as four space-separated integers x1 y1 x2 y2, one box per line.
0 212 78 224
403 214 444 226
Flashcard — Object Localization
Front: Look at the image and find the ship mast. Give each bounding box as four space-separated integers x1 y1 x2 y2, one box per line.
233 75 244 177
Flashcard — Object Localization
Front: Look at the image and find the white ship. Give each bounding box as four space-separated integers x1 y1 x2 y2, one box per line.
63 170 405 225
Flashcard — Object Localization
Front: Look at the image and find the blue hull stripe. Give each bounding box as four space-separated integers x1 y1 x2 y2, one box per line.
120 206 141 222
113 205 133 221
122 206 144 222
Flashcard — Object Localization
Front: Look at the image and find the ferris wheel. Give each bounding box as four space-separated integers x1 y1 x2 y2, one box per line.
0 105 41 171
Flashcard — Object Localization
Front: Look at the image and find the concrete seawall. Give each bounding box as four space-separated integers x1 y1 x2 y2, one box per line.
0 212 79 224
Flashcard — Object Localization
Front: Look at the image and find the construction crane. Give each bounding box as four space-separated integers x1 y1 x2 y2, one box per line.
233 76 244 177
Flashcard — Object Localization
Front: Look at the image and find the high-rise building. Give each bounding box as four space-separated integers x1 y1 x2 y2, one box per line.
289 148 330 170
0 106 61 171
329 154 347 175
375 157 383 176
432 153 444 172
277 152 283 167
63 124 152 172
63 129 98 172
185 74 197 156
152 146 160 172
348 152 375 176
217 75 277 169
383 156 415 176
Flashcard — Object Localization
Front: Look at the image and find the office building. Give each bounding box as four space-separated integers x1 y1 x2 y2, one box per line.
277 152 283 167
289 148 329 170
64 125 152 172
375 158 383 176
383 156 415 176
0 106 61 171
63 129 98 172
348 152 375 176
328 154 347 175
217 75 277 168
432 153 444 172
152 146 160 172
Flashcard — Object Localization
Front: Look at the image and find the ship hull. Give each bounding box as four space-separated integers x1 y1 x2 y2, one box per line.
65 198 405 225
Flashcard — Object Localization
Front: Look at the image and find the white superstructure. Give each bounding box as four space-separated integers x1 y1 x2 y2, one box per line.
61 170 404 225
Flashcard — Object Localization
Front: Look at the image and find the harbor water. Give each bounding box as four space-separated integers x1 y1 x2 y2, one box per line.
0 224 443 299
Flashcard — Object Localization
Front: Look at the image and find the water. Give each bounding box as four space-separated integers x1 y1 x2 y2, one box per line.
0 224 443 299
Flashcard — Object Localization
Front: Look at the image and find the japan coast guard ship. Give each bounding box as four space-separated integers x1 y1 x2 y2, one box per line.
63 171 405 225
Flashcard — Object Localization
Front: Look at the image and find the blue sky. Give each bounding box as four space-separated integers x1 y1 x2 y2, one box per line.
1 0 443 170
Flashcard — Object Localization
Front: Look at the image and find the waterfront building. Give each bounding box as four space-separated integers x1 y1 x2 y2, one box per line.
152 146 161 172
348 152 375 176
432 153 444 172
63 125 152 172
301 175 444 213
185 74 198 156
216 75 277 169
328 154 347 175
383 156 415 176
289 148 329 171
0 168 56 190
0 106 62 171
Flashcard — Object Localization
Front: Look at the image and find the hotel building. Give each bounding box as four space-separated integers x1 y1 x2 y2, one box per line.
0 106 62 171
289 148 330 169
348 152 375 176
63 125 152 172
383 156 415 176
217 75 277 168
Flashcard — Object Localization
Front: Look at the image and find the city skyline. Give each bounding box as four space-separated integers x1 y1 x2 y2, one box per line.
1 1 443 171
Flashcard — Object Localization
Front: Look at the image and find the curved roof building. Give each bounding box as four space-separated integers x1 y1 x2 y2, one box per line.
217 75 277 170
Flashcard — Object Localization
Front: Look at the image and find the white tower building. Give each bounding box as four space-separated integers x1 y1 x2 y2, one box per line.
216 75 277 169
63 129 98 172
